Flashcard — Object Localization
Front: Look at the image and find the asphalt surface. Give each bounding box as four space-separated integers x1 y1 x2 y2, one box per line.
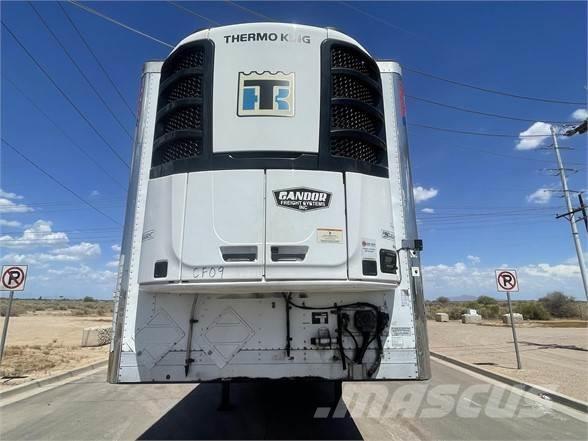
1 359 586 440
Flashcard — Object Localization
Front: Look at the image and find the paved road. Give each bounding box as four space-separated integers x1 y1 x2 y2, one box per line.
1 359 586 440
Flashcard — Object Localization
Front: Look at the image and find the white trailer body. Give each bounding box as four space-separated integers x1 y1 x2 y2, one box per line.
109 23 430 383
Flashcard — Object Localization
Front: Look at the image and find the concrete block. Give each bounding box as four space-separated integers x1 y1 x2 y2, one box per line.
461 314 482 324
81 327 112 347
502 313 523 324
435 313 449 322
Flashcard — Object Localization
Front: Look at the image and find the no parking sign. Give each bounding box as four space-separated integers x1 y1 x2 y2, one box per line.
495 269 519 293
1 265 28 363
1 265 28 291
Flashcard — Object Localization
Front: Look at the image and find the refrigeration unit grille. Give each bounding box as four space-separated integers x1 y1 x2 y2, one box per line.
322 42 388 177
152 42 212 172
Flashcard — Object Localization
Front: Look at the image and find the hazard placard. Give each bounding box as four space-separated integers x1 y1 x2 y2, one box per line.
1 265 28 291
495 269 519 292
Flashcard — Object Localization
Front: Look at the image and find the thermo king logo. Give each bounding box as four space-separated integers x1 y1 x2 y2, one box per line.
237 72 294 117
273 188 331 212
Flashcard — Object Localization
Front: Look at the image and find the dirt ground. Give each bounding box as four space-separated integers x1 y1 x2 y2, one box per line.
427 319 588 402
0 315 110 388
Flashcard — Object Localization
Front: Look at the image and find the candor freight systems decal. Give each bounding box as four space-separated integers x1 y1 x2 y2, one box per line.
273 188 331 211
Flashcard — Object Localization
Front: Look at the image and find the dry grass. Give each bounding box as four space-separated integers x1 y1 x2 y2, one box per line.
0 342 107 378
0 298 113 317
0 304 112 385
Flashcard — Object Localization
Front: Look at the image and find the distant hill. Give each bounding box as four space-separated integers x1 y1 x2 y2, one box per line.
448 295 477 302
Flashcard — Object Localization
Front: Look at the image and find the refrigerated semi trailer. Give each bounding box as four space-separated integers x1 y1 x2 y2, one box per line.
108 23 430 384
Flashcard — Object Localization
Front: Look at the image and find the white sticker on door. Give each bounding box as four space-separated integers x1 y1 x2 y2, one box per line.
361 239 377 259
317 228 343 243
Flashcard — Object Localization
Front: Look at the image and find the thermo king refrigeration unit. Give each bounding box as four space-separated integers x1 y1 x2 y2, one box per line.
109 23 430 383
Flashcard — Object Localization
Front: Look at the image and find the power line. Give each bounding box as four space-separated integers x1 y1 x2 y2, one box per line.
435 143 586 167
409 123 551 138
419 207 557 218
67 1 174 49
1 21 130 168
0 235 122 245
406 95 574 124
418 205 560 210
418 211 557 223
61 2 587 133
28 2 133 140
419 213 555 224
233 0 586 106
1 138 121 226
0 196 124 208
339 1 428 43
0 227 121 236
4 76 127 190
405 67 586 106
166 1 221 26
225 0 276 21
419 219 556 231
57 2 137 119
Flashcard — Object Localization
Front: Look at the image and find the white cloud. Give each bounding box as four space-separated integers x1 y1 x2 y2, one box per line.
0 197 34 213
571 109 587 121
564 253 588 265
520 263 580 279
0 220 68 248
0 219 22 228
0 253 35 264
421 208 435 214
111 244 121 253
1 243 100 264
47 264 116 283
423 258 584 300
527 188 552 204
515 121 552 150
106 259 120 268
413 186 439 203
0 189 24 200
90 190 100 197
53 242 101 258
467 255 481 264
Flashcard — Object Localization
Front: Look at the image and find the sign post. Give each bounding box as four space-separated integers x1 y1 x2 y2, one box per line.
495 269 522 369
0 265 28 364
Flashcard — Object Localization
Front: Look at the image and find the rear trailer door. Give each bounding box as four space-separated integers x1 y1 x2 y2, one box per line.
181 170 265 281
265 170 347 279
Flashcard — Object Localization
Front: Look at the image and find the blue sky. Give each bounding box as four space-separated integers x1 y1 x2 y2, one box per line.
1 1 586 300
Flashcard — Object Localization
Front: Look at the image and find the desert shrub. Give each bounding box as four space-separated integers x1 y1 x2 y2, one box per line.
479 304 500 319
436 296 450 305
539 292 578 318
0 304 26 317
477 295 497 305
83 296 96 303
578 302 588 320
515 302 550 320
448 306 463 320
463 302 481 312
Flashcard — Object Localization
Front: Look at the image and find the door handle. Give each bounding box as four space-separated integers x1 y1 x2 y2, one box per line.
220 246 257 262
270 246 308 262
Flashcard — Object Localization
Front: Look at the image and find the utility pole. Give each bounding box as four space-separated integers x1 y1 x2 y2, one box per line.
550 125 588 300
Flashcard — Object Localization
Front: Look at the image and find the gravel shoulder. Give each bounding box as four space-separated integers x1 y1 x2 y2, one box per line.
427 320 588 402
